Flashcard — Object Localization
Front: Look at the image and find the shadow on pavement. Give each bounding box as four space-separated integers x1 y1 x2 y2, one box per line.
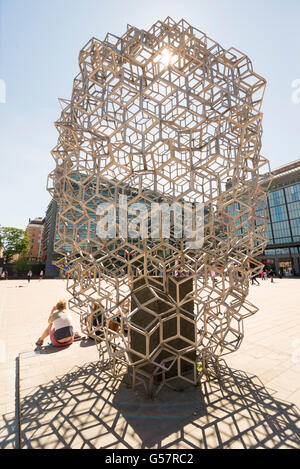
0 413 18 449
37 346 70 355
34 337 96 355
18 360 300 449
80 338 97 348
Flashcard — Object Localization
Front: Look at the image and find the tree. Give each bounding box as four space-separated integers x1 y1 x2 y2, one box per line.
0 227 30 264
13 256 32 275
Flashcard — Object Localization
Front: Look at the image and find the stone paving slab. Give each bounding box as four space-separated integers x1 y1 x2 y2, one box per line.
225 278 300 408
19 358 300 449
0 279 75 448
1 278 300 449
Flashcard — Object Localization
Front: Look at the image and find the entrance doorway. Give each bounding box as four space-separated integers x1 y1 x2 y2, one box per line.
279 261 293 277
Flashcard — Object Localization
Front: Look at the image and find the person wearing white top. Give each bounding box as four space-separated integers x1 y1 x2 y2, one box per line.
36 300 76 347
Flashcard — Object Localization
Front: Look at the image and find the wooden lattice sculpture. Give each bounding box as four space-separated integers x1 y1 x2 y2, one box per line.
48 18 271 396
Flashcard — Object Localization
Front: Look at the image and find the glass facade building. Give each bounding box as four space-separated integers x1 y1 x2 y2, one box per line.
45 162 300 278
260 160 300 276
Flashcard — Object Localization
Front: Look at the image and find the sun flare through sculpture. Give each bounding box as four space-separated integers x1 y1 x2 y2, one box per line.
48 18 271 396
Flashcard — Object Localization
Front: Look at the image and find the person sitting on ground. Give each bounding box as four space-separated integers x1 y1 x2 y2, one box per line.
87 299 105 337
36 300 75 347
86 298 130 337
108 298 131 333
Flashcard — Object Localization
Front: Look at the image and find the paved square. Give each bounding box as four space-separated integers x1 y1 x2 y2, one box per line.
0 278 299 449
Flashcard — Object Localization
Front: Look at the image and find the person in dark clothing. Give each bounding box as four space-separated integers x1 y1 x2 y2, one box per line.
251 274 260 286
27 270 32 283
269 270 276 283
87 299 105 337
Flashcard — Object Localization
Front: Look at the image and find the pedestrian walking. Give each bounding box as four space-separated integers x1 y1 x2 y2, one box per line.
39 270 44 281
211 270 216 286
27 270 33 283
251 274 260 286
269 270 275 283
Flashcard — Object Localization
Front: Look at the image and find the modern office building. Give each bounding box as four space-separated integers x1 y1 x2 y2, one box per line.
25 217 44 262
260 160 300 276
42 199 60 278
44 160 300 278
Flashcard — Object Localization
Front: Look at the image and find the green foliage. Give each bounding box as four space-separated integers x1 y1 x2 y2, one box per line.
0 227 30 263
13 256 32 275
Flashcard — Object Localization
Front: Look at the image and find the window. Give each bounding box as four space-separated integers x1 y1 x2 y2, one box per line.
285 184 300 203
287 201 300 220
270 205 288 223
291 219 300 237
266 224 273 243
272 220 292 243
265 249 276 255
268 189 285 207
274 248 290 255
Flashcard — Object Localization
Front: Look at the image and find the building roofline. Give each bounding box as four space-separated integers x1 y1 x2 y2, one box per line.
272 159 300 176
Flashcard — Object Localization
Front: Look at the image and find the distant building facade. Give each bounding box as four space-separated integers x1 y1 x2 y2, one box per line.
42 199 60 278
44 161 300 278
260 160 300 276
26 217 44 262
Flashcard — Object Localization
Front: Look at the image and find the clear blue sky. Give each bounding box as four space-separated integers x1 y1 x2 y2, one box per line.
1 0 300 229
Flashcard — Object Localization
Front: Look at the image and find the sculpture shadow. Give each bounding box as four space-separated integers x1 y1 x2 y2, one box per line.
0 412 18 449
19 361 300 449
80 338 97 348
